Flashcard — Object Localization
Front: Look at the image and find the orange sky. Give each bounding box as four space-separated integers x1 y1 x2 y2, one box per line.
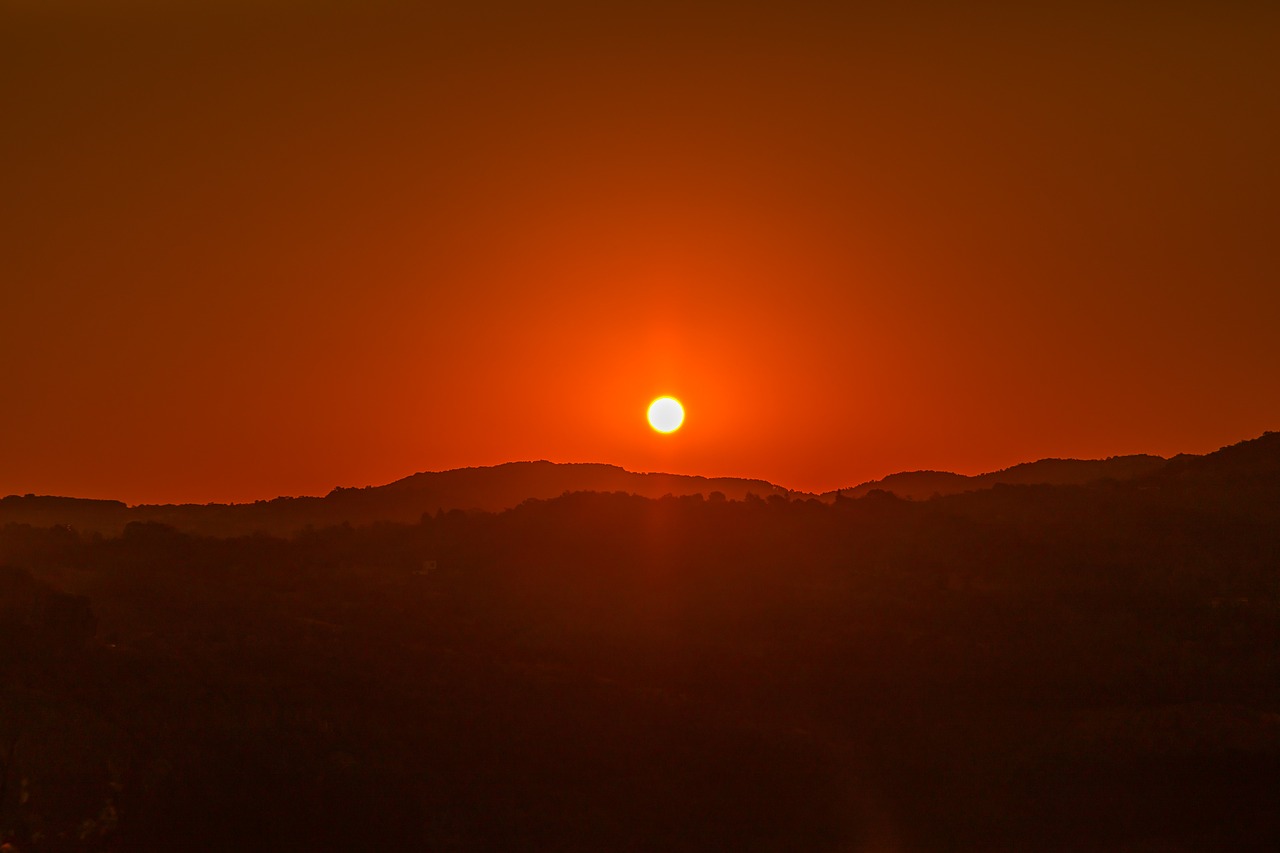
4 1 1278 504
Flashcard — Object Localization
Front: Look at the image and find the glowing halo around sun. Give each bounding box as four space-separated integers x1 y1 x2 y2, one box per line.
647 397 685 433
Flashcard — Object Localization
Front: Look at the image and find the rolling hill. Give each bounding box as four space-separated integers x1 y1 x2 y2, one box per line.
3 434 1275 535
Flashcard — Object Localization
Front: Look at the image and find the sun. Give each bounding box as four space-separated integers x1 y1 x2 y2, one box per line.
647 396 685 433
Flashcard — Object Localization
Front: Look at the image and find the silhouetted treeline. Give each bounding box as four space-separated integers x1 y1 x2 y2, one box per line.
8 434 1274 537
0 462 797 537
0 436 1277 850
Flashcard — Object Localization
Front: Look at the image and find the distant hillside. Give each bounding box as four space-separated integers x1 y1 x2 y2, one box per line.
825 454 1169 500
2 435 1274 534
1151 431 1280 487
0 495 130 530
321 461 795 524
0 462 795 537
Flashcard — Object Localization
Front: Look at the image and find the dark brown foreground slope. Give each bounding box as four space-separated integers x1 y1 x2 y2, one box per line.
0 433 1277 851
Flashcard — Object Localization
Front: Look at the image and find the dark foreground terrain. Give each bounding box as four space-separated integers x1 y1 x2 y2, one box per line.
1 435 1278 851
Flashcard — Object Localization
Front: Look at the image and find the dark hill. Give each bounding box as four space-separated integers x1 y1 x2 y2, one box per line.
0 495 130 529
827 454 1168 500
2 435 1273 534
0 462 796 537
357 460 793 511
1153 431 1280 487
1137 431 1280 521
0 432 1277 849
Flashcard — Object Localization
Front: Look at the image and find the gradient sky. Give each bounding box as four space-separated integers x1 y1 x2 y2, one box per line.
4 1 1278 504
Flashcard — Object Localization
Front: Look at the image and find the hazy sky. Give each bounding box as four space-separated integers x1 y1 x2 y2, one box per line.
4 1 1278 503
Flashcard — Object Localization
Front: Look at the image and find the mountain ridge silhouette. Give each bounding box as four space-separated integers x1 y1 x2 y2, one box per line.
824 453 1169 500
2 432 1275 535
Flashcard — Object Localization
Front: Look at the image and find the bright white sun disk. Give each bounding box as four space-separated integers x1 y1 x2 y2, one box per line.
647 397 685 433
